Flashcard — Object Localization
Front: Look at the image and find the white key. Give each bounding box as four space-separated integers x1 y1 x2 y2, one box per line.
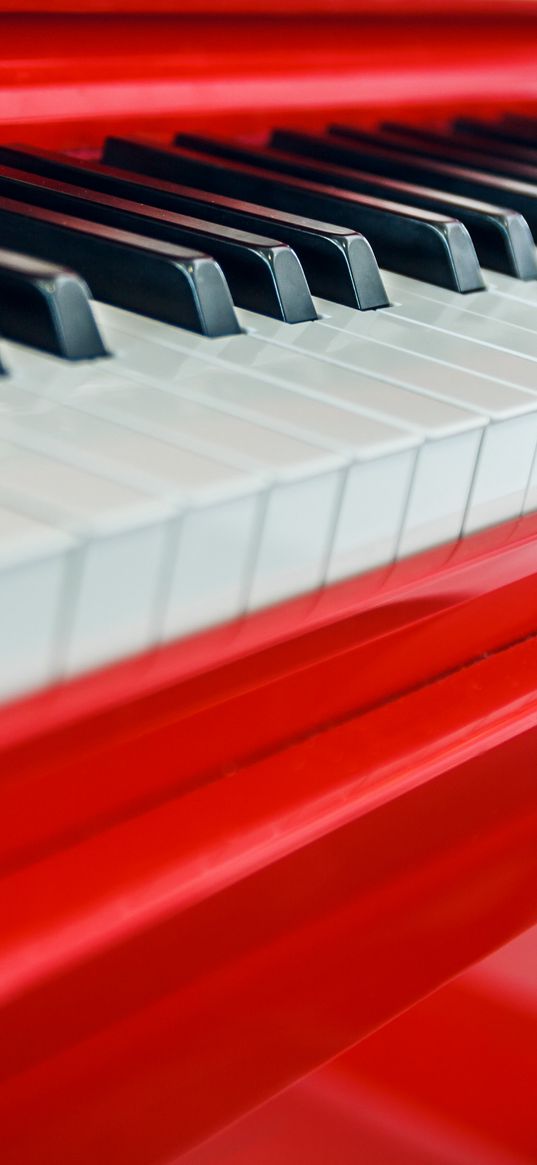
0 489 74 700
8 287 537 704
0 353 348 612
83 307 484 556
380 271 537 361
235 310 537 533
71 376 347 610
0 444 176 677
465 412 537 532
308 299 537 393
0 381 265 643
372 282 537 526
163 491 260 637
4 340 426 593
522 444 537 514
481 270 537 307
2 329 425 586
97 304 534 538
5 280 536 703
153 361 483 568
163 363 422 581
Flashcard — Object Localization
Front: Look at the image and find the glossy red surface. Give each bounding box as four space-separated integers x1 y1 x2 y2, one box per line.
1 637 536 1161
182 927 537 1164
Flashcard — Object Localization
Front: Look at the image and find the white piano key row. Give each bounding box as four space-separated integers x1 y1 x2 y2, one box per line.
2 266 537 701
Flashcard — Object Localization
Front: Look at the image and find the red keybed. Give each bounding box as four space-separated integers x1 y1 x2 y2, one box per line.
0 3 536 1161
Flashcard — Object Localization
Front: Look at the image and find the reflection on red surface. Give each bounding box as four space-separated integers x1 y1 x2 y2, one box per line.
0 625 536 1161
182 926 537 1164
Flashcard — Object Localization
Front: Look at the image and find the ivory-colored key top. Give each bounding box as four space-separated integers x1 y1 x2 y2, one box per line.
153 361 482 567
310 298 537 392
383 271 537 332
0 380 266 642
1 357 349 611
0 445 176 676
162 362 421 581
95 302 532 539
0 487 74 699
78 308 477 560
2 334 425 595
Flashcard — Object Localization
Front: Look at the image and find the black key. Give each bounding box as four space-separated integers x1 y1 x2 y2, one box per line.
173 130 531 281
278 123 537 187
0 144 387 311
104 136 484 293
501 114 537 144
0 248 107 359
0 163 315 324
0 196 240 337
266 129 537 280
380 121 537 169
312 124 537 242
329 120 537 189
381 122 460 147
453 117 537 147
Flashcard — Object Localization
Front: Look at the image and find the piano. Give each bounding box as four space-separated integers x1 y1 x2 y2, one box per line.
0 1 536 1160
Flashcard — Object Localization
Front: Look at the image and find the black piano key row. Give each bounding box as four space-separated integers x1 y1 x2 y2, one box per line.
0 110 536 363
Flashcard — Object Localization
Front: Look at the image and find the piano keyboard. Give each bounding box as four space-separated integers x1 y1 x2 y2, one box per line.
3 116 537 701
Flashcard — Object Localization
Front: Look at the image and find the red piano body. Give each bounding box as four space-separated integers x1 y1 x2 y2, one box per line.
0 3 536 1161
